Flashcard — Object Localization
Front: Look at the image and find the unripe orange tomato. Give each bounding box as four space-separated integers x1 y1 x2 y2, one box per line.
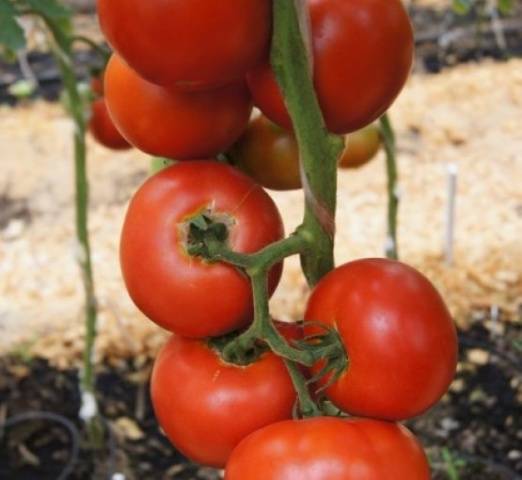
229 115 301 191
339 124 382 169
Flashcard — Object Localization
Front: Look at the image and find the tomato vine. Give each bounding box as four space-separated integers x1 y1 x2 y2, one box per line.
1 0 104 446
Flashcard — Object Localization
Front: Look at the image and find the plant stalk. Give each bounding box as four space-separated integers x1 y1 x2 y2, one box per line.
43 21 103 446
380 113 400 260
270 0 344 286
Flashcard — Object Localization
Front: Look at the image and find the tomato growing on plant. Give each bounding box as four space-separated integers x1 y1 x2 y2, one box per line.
228 114 301 191
104 54 253 160
225 417 431 479
247 0 414 134
120 161 284 338
88 98 131 151
97 0 272 89
90 73 104 97
151 334 296 468
305 258 458 420
339 124 382 169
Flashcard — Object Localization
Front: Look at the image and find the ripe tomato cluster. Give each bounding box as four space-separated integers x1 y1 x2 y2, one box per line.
97 0 459 478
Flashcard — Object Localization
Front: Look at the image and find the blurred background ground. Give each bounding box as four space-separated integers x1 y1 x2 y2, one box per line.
0 1 521 479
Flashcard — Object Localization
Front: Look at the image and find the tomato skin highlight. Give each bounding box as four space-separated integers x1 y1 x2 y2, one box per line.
104 54 253 160
247 0 414 134
151 335 296 468
229 115 301 191
97 0 271 89
88 98 131 151
120 161 284 338
225 417 431 480
339 124 382 169
305 258 458 421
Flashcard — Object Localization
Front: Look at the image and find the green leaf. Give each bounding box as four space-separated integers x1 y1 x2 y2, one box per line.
0 45 18 63
452 0 473 15
0 0 26 51
150 157 176 175
497 0 514 15
24 0 71 19
24 0 73 42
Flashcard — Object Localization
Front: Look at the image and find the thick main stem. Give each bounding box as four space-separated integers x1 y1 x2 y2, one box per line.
271 0 344 286
380 113 400 260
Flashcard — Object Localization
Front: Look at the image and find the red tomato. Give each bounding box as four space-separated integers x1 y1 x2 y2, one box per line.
88 98 131 151
97 0 272 89
104 54 253 160
225 417 431 479
229 115 301 191
90 73 104 97
151 335 296 468
339 124 382 169
120 161 284 338
247 0 414 134
305 259 458 420
274 320 304 344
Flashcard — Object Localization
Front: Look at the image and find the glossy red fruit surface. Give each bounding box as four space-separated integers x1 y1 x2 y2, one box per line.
247 0 414 134
120 161 284 338
104 54 253 160
151 335 296 468
305 258 458 420
97 0 272 89
225 417 431 479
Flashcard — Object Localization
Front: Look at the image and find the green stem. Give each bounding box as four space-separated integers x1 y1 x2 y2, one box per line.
380 113 400 260
206 229 310 271
270 0 344 286
284 360 321 418
37 16 102 447
189 0 348 418
223 271 315 366
71 35 111 65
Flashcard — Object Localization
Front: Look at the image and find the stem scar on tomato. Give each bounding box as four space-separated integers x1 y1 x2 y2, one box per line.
181 210 236 261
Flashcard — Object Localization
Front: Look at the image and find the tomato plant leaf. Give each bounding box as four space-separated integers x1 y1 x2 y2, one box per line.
452 0 473 15
24 0 71 19
497 0 514 15
0 0 26 51
23 0 73 41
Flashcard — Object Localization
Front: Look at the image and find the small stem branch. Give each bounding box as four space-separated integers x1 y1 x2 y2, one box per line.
71 35 111 65
223 271 315 366
380 113 400 260
206 229 310 271
283 360 321 418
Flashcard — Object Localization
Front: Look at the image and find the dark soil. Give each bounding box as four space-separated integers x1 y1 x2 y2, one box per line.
0 313 521 480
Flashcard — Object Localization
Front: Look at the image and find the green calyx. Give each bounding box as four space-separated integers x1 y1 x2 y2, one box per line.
185 212 232 260
208 331 269 367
